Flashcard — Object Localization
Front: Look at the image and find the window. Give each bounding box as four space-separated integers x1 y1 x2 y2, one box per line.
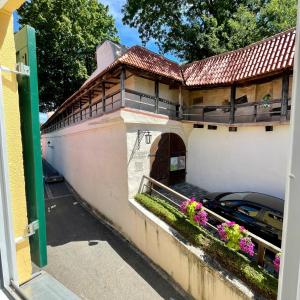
263 211 283 230
170 156 186 171
265 126 273 132
229 127 237 132
237 205 261 218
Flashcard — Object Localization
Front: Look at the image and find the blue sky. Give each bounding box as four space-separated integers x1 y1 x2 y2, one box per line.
13 0 179 62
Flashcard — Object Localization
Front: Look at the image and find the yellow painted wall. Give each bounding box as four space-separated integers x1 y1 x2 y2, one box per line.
0 1 32 284
189 87 231 106
188 76 293 106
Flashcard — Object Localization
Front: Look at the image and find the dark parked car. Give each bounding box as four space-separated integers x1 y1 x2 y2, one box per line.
202 192 284 246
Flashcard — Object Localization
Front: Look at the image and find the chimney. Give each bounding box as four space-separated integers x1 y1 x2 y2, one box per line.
95 40 127 73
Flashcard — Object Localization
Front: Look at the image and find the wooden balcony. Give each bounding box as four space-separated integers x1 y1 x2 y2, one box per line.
42 89 180 133
182 98 291 125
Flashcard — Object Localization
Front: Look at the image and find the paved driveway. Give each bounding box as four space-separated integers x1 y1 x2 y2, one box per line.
42 163 186 300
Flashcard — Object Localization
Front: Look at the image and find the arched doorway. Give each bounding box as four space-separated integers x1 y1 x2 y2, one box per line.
150 133 186 185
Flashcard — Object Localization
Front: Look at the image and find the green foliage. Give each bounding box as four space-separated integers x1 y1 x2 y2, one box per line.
224 224 243 250
18 0 119 112
135 193 278 299
122 0 297 62
260 0 297 36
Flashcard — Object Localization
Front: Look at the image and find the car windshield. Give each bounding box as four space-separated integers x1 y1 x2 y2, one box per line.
219 193 251 201
219 193 284 213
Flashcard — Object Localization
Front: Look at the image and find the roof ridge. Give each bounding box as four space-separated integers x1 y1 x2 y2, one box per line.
129 45 180 66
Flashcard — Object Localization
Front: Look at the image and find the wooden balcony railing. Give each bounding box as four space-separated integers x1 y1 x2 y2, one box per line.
42 89 179 133
42 93 292 134
183 98 291 124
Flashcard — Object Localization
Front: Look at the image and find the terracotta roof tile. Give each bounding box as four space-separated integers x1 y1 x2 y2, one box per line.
118 46 183 82
42 28 296 128
183 27 295 86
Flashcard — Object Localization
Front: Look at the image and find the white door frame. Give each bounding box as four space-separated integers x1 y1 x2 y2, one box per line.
0 68 18 292
278 2 300 298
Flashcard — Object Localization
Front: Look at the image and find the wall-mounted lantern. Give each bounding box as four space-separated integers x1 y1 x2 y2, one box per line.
137 130 152 149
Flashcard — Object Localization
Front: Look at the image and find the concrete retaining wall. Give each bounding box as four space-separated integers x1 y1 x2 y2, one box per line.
128 199 255 300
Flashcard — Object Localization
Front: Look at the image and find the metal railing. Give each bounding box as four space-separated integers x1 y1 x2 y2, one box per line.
138 175 281 267
183 98 291 124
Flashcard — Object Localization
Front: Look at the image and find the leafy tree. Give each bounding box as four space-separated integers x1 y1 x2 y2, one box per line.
122 0 297 62
259 0 297 36
18 0 119 112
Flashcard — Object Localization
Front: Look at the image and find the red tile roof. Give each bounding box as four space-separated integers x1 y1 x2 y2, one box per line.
42 28 296 128
117 45 183 81
183 28 295 86
80 28 296 90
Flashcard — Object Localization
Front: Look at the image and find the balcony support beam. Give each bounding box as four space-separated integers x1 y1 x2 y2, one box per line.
281 73 289 121
230 85 236 124
120 66 126 107
89 92 92 118
102 81 106 113
178 85 183 119
72 104 75 124
79 99 82 121
155 80 159 113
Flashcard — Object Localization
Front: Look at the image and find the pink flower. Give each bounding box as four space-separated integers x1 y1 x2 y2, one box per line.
181 198 208 227
239 226 246 233
194 210 208 226
217 224 228 241
274 254 280 273
226 221 236 227
195 202 203 210
239 237 255 256
180 200 189 213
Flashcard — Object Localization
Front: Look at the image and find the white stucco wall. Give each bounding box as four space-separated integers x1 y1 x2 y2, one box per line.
42 112 130 231
41 110 275 299
124 110 192 197
41 109 192 231
187 124 290 198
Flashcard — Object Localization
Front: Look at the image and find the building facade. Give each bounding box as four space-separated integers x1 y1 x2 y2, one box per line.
42 28 295 201
1 1 47 297
0 0 32 289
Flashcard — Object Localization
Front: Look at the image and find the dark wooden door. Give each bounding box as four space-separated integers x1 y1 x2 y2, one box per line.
150 133 186 185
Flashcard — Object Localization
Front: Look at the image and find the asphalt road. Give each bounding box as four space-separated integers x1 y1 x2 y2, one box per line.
42 161 187 300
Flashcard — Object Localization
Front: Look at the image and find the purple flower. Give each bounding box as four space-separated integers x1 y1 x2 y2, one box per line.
195 202 203 210
239 237 255 256
194 210 208 226
217 224 228 241
180 200 189 213
181 198 208 227
273 254 281 273
226 221 236 227
239 226 246 233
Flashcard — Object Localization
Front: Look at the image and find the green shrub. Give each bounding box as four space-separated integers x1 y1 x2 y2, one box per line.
135 193 278 299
